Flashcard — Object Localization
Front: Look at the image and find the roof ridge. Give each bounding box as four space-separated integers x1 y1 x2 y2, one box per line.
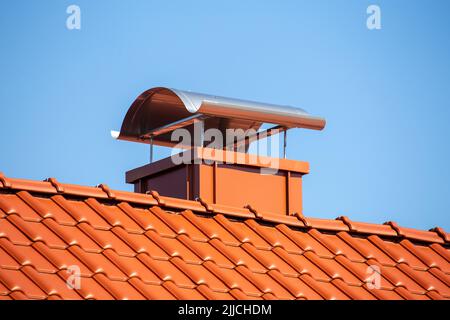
0 174 447 245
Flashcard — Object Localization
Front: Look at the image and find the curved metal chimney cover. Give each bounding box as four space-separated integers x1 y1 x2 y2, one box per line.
117 87 326 146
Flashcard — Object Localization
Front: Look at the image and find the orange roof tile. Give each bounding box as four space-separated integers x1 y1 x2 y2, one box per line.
0 173 449 300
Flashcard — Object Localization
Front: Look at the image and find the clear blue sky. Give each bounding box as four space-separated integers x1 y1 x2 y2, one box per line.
1 1 449 230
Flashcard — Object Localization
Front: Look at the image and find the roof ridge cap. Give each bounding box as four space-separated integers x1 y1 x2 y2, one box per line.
0 173 447 245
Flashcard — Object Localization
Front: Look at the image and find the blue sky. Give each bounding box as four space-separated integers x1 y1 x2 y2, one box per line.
0 1 449 230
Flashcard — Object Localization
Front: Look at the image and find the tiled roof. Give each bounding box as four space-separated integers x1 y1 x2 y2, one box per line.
0 173 449 300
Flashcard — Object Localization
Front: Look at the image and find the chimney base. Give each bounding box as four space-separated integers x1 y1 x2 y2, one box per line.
126 148 309 217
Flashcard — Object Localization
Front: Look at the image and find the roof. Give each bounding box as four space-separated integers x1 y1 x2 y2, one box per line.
0 172 449 300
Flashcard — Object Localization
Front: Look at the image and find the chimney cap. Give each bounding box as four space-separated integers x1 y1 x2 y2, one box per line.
116 87 326 147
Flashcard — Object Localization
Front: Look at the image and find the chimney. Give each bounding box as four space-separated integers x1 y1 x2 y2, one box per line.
115 87 325 217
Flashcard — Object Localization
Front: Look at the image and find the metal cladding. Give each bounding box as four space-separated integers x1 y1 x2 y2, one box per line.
117 87 326 147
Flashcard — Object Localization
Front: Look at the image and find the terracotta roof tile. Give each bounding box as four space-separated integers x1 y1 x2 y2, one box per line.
251 270 293 299
257 224 302 253
0 174 448 299
202 202 255 219
233 266 280 297
155 281 185 299
304 217 349 232
6 215 66 249
336 217 397 237
111 191 158 207
332 279 376 300
85 199 142 234
145 231 199 263
199 286 234 300
21 266 82 299
315 232 365 262
43 220 102 253
136 254 195 287
308 279 350 300
429 267 450 289
211 240 266 273
151 207 208 242
9 291 29 300
430 227 450 243
386 222 444 243
368 286 403 300
274 250 329 280
0 281 10 295
302 251 360 285
0 239 56 273
204 262 260 295
214 215 270 250
0 245 21 270
430 243 450 262
67 246 127 281
52 196 111 230
276 224 334 258
177 234 233 267
16 192 77 226
140 209 178 238
3 178 55 195
77 223 133 256
32 242 93 277
397 263 450 296
400 239 449 272
127 277 175 300
111 227 169 260
281 275 323 300
93 273 145 300
339 233 396 266
333 255 375 284
0 267 48 299
171 257 228 292
59 183 108 199
156 194 207 213
116 203 158 232
242 243 298 276
56 270 114 300
0 193 42 222
181 211 240 245
380 264 426 293
107 253 162 288
368 235 428 270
